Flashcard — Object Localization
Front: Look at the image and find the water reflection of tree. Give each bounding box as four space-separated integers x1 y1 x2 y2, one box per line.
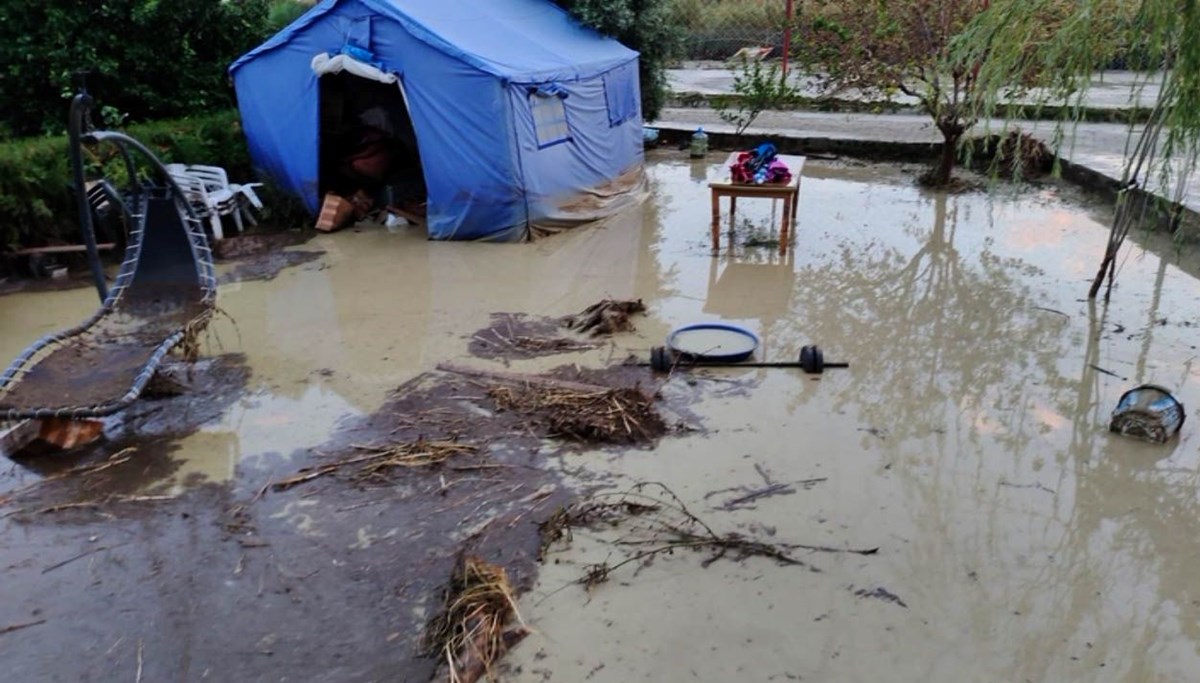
1000 298 1200 681
776 190 1070 449
790 191 1200 677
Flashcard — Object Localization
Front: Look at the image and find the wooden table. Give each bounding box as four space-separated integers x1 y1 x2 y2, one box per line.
709 152 805 254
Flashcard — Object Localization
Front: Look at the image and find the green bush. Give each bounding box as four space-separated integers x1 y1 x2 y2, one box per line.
554 0 684 122
268 0 311 31
0 1 274 139
0 110 255 252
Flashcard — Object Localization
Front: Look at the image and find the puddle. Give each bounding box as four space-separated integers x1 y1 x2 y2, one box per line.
1 151 1200 680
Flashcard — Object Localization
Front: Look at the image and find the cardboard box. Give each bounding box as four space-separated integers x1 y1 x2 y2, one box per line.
315 193 355 232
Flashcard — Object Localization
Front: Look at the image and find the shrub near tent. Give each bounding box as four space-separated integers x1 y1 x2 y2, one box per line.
0 112 251 254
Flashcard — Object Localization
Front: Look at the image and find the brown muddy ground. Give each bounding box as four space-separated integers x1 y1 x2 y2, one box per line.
0 352 695 682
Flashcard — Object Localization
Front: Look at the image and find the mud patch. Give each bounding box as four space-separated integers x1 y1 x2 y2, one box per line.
468 313 599 361
233 363 697 678
211 231 312 261
218 249 324 285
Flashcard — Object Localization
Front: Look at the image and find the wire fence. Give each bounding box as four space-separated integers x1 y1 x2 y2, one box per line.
673 0 796 62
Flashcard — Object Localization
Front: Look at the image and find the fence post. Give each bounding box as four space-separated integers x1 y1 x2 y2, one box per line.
781 0 795 77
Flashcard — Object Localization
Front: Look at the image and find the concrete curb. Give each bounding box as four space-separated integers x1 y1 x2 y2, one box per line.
667 91 1155 126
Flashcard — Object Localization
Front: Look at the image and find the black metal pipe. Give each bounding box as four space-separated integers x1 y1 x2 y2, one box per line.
638 361 850 369
68 92 109 301
84 131 201 221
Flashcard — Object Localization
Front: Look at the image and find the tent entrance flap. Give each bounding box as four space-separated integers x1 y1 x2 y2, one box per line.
317 68 427 218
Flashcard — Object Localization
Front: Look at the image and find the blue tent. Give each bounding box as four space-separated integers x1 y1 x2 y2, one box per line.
230 0 645 241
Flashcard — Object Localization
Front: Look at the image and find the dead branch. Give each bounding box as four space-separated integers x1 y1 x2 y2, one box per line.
562 299 646 337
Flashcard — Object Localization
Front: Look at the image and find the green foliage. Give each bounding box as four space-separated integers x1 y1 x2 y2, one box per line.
715 59 801 136
268 0 311 31
0 110 252 252
0 0 274 139
553 0 684 122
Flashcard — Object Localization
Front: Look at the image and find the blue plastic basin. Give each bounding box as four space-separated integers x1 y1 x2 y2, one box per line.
666 323 760 363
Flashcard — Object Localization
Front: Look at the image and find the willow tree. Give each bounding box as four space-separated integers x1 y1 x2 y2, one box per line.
796 0 991 186
955 0 1200 299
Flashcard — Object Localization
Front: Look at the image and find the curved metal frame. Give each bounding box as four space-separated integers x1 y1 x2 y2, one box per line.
0 121 216 420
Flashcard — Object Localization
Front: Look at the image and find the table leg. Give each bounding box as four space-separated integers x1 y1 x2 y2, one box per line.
729 196 737 232
780 195 791 255
710 190 720 254
791 188 799 226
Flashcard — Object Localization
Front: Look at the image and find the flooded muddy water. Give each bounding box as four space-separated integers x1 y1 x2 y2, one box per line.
2 150 1200 681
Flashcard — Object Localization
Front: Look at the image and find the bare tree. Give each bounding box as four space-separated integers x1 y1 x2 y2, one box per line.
796 0 990 186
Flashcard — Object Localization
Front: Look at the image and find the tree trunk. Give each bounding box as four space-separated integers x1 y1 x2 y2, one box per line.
1087 253 1113 299
934 129 960 186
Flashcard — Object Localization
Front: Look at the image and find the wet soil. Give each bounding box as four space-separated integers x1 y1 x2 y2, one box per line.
210 231 312 261
0 361 694 681
218 249 325 285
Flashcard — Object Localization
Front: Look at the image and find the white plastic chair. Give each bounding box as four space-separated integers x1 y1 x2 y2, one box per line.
168 169 241 240
185 164 263 227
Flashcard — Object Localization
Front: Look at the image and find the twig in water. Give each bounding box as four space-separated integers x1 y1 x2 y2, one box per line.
1088 364 1127 380
42 544 124 574
1033 306 1070 318
999 480 1055 494
719 483 796 509
790 543 879 555
0 619 46 637
540 482 866 590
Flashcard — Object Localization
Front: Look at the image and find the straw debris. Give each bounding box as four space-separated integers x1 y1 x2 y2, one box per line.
487 384 666 445
562 299 646 337
271 439 477 491
469 313 599 360
425 556 528 683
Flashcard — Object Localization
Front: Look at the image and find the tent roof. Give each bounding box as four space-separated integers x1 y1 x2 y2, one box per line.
230 0 638 82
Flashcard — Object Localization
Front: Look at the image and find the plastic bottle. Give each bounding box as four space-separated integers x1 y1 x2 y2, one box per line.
689 127 708 158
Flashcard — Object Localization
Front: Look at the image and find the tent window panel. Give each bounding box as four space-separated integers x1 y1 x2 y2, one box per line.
603 62 639 127
530 93 571 149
